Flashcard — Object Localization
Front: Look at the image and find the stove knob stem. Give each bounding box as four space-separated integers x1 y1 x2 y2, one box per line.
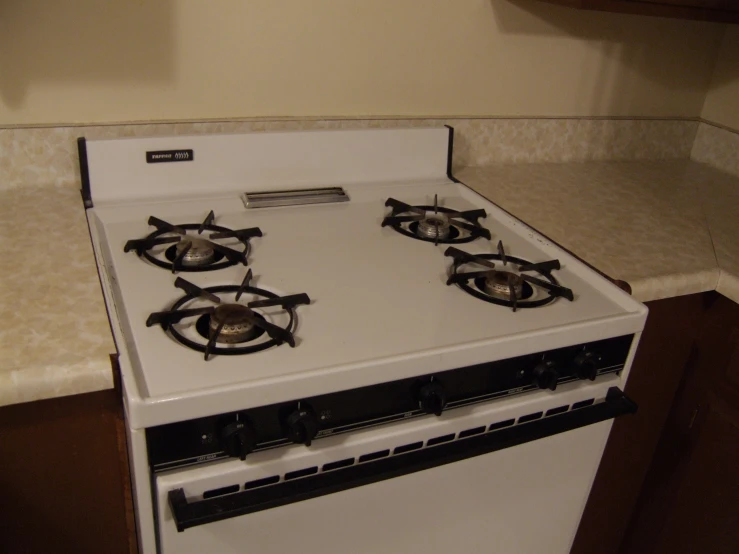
285 407 319 446
418 382 447 416
220 419 258 461
574 350 599 381
533 360 559 391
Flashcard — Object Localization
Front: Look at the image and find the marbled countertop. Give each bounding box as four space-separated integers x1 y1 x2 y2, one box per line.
458 160 739 304
0 185 116 407
1 160 737 407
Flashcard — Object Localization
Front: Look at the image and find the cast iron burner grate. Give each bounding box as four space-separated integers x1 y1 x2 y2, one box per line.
381 195 491 245
146 270 310 360
445 242 574 312
123 210 262 273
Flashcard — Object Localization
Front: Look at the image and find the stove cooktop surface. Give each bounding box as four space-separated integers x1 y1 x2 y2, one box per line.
93 181 632 403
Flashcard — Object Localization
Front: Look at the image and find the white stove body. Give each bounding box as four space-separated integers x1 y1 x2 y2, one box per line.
83 127 647 554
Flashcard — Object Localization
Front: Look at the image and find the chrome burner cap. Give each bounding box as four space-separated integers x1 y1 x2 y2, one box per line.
482 271 524 300
416 213 451 240
176 238 215 267
209 304 258 343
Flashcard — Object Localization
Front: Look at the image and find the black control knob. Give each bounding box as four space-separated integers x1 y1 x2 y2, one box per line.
284 405 319 446
574 350 599 381
417 381 447 416
220 418 257 461
533 360 559 391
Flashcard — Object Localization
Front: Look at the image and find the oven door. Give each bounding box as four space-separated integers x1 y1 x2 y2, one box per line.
155 382 635 554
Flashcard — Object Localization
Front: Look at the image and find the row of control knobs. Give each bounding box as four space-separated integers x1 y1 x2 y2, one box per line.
418 350 600 413
221 349 601 460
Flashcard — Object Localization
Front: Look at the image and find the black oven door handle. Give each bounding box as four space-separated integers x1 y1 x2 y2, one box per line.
169 386 636 532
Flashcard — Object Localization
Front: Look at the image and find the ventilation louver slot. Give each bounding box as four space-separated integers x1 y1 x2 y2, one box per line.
572 398 595 410
202 484 240 499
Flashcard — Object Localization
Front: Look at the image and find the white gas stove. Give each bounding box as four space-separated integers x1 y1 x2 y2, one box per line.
82 127 647 554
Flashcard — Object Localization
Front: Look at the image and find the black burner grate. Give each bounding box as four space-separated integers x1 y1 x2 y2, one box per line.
445 243 574 311
146 270 310 360
124 211 262 273
381 196 491 245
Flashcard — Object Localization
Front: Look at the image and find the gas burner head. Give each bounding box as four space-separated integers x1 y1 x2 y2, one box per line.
416 213 452 240
382 196 491 244
482 271 524 301
146 272 311 360
444 244 574 312
175 238 216 268
208 305 261 343
123 211 263 273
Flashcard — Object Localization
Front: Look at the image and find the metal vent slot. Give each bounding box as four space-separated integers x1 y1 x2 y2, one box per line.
358 450 390 463
458 426 486 439
284 466 319 481
244 476 280 490
489 418 516 431
242 187 349 209
322 458 355 472
202 484 240 499
545 405 570 417
393 441 423 455
572 398 595 410
518 411 544 424
427 433 456 447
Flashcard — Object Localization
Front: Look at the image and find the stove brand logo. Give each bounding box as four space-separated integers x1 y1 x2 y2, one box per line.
146 149 194 163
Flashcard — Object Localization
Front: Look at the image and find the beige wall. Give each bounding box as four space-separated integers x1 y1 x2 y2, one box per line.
701 27 739 132
0 0 726 126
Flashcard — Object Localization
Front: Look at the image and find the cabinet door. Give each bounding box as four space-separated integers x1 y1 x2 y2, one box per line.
653 393 739 554
621 294 739 553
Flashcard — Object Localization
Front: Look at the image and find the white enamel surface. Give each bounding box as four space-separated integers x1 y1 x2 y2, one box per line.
85 127 451 203
155 381 614 554
91 179 646 428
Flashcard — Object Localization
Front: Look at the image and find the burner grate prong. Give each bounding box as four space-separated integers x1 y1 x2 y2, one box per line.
497 240 508 266
174 277 221 304
451 218 492 240
381 214 425 227
172 240 192 273
148 216 186 235
519 260 561 273
244 315 296 348
209 227 263 241
248 293 311 309
198 210 215 235
146 307 215 329
204 319 226 361
520 274 574 302
508 273 518 312
446 269 496 286
384 197 426 216
235 269 253 301
123 236 181 255
444 247 497 269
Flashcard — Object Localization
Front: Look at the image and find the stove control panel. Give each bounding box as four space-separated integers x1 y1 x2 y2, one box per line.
146 334 634 471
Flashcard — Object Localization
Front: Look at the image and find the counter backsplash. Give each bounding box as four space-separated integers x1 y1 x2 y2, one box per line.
0 117 702 190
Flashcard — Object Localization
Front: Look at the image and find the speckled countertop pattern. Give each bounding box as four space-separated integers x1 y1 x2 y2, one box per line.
0 185 116 407
457 160 739 304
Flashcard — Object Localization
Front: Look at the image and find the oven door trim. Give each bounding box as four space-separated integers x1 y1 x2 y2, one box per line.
168 386 635 531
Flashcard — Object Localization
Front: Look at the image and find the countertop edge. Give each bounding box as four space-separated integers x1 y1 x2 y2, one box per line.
0 355 115 408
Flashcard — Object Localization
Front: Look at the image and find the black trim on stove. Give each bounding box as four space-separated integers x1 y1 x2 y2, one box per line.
77 137 93 208
444 125 460 183
168 387 637 531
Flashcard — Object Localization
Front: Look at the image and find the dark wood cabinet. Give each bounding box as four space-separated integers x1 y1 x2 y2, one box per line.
620 293 739 553
0 364 136 554
533 0 739 23
571 293 709 554
573 292 739 554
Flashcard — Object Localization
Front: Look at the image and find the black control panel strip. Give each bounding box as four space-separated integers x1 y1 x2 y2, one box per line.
168 387 637 532
148 335 634 470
